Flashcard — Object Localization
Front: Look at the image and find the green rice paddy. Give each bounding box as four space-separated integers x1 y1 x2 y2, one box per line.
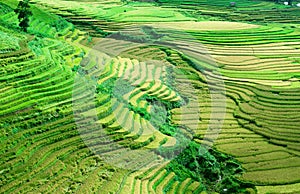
1 0 300 193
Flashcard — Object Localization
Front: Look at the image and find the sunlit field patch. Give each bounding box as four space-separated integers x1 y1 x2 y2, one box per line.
149 21 259 31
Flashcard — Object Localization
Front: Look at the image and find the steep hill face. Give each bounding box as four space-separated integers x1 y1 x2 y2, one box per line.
1 0 300 193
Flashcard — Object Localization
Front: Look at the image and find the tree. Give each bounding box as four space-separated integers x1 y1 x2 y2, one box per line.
14 0 32 32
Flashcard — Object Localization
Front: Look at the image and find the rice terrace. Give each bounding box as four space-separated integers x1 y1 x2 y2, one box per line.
1 0 300 193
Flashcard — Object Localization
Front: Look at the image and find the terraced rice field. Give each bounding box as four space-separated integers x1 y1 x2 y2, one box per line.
1 0 300 193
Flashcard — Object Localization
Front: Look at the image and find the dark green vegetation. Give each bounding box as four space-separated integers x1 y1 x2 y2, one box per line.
14 0 32 32
166 142 255 193
1 0 300 193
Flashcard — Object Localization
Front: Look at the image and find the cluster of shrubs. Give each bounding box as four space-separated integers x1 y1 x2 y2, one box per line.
164 141 256 193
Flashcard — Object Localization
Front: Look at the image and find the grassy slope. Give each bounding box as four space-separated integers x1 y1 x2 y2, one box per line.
1 0 300 193
0 3 127 193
